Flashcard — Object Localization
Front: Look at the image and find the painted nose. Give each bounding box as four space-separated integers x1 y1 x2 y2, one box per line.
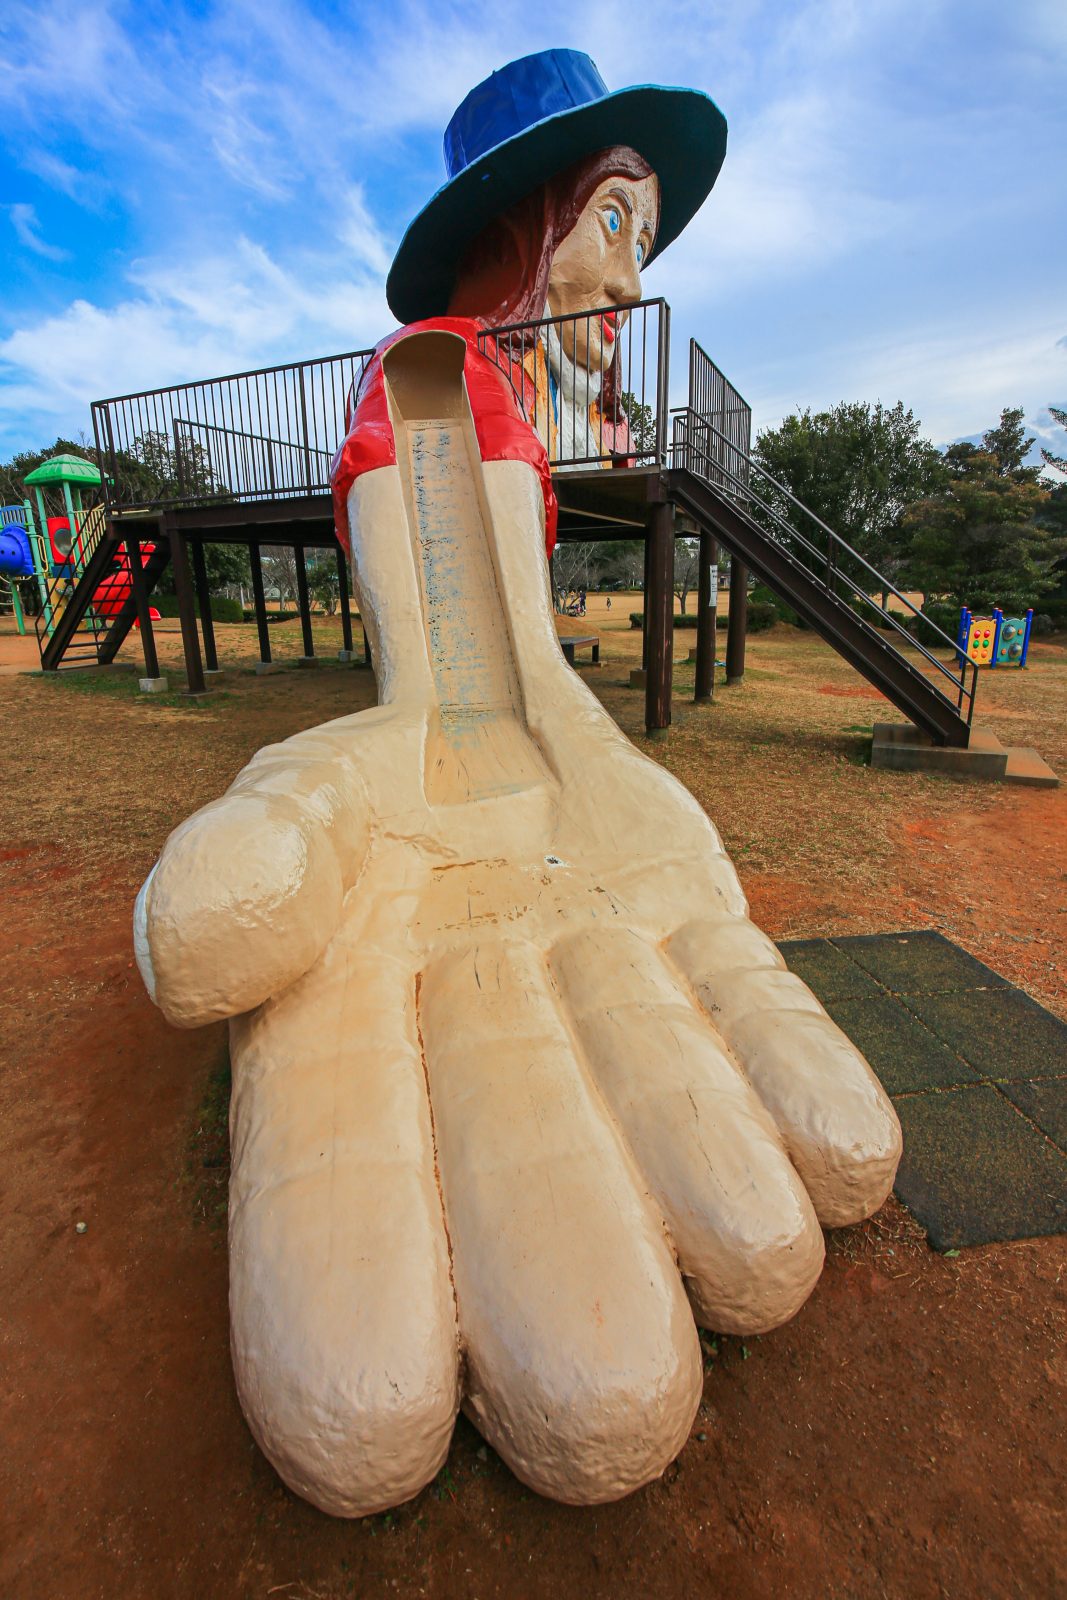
605 248 643 308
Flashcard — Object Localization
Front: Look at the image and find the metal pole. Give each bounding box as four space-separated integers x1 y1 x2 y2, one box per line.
336 545 354 655
249 544 271 663
726 557 748 685
125 531 160 679
190 538 219 672
644 498 675 736
695 529 717 702
168 518 206 694
294 545 314 658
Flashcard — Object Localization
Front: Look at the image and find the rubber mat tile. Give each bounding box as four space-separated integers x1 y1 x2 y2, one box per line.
901 988 1067 1082
893 1086 1067 1249
832 930 1012 994
776 938 884 1002
1001 1079 1067 1154
826 996 980 1095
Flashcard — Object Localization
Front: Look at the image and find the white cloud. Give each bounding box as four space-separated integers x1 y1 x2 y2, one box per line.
0 235 390 441
743 319 1067 446
9 203 69 261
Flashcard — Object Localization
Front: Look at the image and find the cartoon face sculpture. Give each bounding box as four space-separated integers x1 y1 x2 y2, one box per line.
546 172 660 371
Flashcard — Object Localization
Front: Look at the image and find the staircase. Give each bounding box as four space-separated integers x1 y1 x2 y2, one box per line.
35 506 169 672
670 355 976 748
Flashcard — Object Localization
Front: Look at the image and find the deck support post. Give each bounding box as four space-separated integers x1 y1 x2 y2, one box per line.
644 497 675 737
249 544 271 665
695 529 717 702
641 526 652 671
335 545 355 658
726 556 748 686
168 518 207 695
294 545 315 660
190 538 219 673
125 529 161 683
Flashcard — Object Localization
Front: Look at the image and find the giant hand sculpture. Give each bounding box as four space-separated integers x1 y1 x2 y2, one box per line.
135 329 901 1516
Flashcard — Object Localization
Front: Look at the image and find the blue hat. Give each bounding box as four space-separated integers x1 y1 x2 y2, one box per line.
386 48 727 323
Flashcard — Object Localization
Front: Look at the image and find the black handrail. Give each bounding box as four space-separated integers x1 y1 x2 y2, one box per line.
671 406 977 719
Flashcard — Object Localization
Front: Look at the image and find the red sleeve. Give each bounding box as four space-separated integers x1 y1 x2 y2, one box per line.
331 317 558 558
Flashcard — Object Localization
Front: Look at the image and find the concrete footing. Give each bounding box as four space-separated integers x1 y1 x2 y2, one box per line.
204 669 224 681
336 649 357 663
138 676 169 694
254 660 281 675
629 668 647 689
871 722 1059 786
296 655 319 668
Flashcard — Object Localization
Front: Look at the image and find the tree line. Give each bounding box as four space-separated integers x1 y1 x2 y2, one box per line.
551 401 1067 618
0 430 343 613
752 402 1067 614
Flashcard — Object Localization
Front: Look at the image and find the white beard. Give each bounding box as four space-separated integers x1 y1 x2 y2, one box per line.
546 325 604 467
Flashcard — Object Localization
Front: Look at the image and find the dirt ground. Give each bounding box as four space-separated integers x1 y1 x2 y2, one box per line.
2 606 1065 1600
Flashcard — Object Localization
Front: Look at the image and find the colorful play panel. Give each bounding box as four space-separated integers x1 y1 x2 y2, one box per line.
780 931 1067 1249
957 606 1033 670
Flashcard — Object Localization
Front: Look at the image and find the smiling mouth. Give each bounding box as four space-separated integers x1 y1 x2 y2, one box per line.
600 310 618 343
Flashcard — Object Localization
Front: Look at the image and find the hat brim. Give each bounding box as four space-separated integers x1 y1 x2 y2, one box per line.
385 84 727 325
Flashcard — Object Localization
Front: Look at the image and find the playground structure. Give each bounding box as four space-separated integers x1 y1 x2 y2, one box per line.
2 454 160 657
130 50 909 1520
36 313 980 747
958 606 1033 669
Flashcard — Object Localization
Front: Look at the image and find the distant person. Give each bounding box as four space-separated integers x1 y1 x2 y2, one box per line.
606 596 612 611
579 589 587 616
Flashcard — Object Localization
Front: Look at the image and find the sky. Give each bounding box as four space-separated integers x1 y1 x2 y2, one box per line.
1 0 1065 464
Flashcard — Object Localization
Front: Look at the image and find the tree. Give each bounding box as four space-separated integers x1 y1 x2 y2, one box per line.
0 436 97 510
596 538 643 589
902 408 1065 611
551 542 598 613
1041 405 1067 476
753 401 945 605
261 546 299 607
309 552 342 614
673 537 699 614
619 391 657 458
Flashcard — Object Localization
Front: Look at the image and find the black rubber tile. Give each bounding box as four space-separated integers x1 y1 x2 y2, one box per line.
777 938 884 1002
893 1086 1067 1249
832 930 1012 994
901 988 1067 1083
826 997 979 1095
1001 1079 1067 1154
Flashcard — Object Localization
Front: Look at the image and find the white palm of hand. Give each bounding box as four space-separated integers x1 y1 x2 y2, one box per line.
136 333 900 1515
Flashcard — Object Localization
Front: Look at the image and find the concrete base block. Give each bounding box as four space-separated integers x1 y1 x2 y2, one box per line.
296 655 319 668
871 722 1058 786
254 660 280 675
336 649 357 663
138 676 169 694
629 668 647 689
204 668 225 681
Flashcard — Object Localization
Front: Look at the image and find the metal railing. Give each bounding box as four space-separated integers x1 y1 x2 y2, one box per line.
90 302 688 509
477 297 671 471
92 349 375 511
670 401 978 722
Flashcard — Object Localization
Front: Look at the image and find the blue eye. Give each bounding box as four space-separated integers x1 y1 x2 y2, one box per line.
636 241 645 265
605 207 621 233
